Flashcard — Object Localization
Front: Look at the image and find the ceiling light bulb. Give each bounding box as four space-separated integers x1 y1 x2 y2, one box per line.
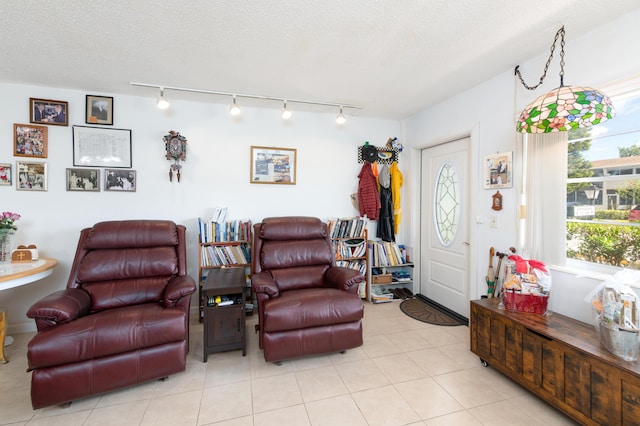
336 106 346 125
156 88 170 110
229 96 241 116
282 101 292 120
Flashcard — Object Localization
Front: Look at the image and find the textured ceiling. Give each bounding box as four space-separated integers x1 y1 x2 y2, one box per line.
2 1 639 119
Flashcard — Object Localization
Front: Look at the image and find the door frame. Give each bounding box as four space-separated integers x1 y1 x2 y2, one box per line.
411 125 481 305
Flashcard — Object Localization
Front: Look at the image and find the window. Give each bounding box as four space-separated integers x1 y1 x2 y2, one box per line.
566 89 640 270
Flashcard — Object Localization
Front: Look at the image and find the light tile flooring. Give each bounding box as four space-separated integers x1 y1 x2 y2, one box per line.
0 302 578 426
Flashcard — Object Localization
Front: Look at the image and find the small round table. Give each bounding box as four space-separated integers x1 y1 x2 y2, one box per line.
0 258 58 363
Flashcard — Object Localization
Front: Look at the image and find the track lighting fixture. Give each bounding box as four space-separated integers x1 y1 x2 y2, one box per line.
336 106 346 125
156 88 170 110
282 101 292 120
229 96 241 116
130 82 362 123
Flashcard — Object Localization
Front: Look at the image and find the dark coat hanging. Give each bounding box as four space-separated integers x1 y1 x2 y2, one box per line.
376 164 394 242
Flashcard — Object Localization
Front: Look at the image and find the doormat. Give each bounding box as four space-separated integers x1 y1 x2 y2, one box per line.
400 295 468 326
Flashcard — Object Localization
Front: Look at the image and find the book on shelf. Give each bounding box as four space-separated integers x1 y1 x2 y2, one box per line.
197 218 253 244
336 259 366 274
212 207 228 224
369 240 407 267
201 243 250 267
335 238 367 259
328 217 367 239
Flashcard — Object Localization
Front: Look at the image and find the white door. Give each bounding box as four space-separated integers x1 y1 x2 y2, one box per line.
420 137 470 318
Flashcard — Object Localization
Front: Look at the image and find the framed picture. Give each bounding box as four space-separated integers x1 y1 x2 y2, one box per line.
29 98 68 126
0 163 12 186
16 161 47 191
250 146 296 184
483 151 513 189
73 125 132 168
66 168 100 192
104 169 136 192
14 123 48 158
86 95 114 125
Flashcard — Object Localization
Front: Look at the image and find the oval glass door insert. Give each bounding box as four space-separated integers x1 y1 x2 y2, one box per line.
434 162 460 246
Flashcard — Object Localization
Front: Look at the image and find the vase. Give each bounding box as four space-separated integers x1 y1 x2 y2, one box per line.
0 232 13 263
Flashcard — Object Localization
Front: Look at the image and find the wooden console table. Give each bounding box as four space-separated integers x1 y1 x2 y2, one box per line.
470 298 640 425
0 258 58 363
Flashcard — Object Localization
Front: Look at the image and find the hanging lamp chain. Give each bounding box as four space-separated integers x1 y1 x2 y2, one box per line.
514 26 565 91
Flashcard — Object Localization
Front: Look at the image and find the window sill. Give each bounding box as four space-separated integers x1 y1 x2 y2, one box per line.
549 260 640 288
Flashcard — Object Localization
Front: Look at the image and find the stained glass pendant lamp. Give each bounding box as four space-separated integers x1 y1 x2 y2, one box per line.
515 26 615 133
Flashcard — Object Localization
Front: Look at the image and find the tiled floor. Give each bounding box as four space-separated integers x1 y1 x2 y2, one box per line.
0 302 578 425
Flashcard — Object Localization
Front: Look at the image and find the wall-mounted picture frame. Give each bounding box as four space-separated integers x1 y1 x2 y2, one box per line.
0 163 12 186
86 94 113 125
16 161 47 191
73 125 132 168
250 146 296 184
66 168 100 192
29 97 68 126
105 169 136 192
483 151 513 189
14 123 48 158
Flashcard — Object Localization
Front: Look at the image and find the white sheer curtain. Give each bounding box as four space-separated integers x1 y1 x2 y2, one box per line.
516 132 568 265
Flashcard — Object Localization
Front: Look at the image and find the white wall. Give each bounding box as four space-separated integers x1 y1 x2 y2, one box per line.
403 8 640 322
1 84 401 332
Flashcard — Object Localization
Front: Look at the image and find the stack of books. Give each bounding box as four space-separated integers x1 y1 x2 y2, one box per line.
198 215 252 243
328 217 367 239
200 243 251 267
369 241 407 267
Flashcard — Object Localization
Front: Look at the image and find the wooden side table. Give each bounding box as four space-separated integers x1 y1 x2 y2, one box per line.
0 258 58 363
202 267 246 362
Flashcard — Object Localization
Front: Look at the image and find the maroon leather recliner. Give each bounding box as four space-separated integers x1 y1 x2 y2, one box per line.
26 220 196 409
252 216 364 363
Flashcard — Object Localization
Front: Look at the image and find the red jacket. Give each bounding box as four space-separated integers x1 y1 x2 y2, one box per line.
358 163 380 220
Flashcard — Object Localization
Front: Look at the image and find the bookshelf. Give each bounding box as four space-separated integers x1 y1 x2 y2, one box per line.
367 240 414 303
197 218 253 321
329 217 369 300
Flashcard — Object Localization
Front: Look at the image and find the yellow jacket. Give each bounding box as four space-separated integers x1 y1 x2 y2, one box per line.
390 162 403 234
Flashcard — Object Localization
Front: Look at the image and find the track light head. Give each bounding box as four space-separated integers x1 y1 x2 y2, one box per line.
156 88 170 110
230 96 241 116
336 106 346 125
282 101 292 120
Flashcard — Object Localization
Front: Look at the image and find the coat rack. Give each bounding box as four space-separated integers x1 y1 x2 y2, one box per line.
357 145 398 165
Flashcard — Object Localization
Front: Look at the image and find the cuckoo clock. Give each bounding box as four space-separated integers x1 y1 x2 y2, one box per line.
163 130 187 182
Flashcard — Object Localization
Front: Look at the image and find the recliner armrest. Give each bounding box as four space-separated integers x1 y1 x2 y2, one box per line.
26 288 91 331
251 272 279 297
325 266 365 294
163 275 197 308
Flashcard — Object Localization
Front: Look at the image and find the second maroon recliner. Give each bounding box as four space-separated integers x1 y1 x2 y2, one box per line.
252 216 365 363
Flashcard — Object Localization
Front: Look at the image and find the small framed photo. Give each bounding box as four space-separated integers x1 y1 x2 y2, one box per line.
16 161 47 191
250 146 296 185
73 125 132 168
483 151 513 189
66 168 100 192
86 95 114 125
105 169 136 192
0 163 12 186
14 124 48 158
29 98 68 126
